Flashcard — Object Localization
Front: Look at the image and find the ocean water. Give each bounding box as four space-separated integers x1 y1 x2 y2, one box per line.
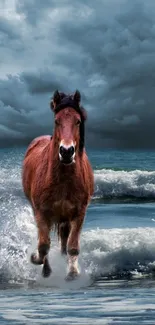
0 147 155 324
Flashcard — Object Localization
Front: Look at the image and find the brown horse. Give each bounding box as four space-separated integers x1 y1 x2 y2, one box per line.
22 90 94 280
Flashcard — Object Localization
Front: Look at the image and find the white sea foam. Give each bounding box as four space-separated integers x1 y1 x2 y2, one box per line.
80 227 155 278
94 169 155 199
1 206 155 287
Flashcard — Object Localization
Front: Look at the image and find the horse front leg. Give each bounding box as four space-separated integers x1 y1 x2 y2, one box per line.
31 211 52 277
59 222 70 255
66 213 85 280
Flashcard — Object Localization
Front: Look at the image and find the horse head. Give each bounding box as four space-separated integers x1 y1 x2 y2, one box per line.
50 90 87 165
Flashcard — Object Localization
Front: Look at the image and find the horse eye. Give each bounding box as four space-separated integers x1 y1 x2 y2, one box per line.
55 119 60 126
76 120 81 126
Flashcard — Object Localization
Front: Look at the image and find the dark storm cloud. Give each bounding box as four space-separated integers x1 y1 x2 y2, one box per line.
0 17 20 41
1 0 155 148
22 71 61 94
16 0 54 25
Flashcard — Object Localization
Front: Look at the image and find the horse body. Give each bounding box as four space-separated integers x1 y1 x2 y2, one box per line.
22 91 94 279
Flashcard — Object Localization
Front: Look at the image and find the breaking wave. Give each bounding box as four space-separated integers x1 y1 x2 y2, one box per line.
94 169 155 201
1 206 155 288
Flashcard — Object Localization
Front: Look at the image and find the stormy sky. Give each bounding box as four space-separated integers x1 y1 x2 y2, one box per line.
1 0 155 148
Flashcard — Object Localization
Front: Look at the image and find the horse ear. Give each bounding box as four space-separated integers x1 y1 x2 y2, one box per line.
50 90 61 111
73 90 81 105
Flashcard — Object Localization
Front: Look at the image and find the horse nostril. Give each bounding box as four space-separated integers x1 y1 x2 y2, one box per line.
59 145 75 159
68 146 75 156
59 146 65 156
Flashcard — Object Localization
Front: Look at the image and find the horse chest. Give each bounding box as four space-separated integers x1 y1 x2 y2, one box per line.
39 178 83 218
51 180 80 207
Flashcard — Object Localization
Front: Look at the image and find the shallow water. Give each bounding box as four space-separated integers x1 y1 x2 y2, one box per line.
0 147 155 324
1 281 155 325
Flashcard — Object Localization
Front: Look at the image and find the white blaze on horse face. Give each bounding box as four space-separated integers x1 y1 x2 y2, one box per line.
59 140 75 149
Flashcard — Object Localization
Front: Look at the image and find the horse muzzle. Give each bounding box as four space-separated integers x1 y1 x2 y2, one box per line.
59 143 75 165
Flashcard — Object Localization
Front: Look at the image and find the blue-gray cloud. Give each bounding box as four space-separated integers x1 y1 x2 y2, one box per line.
0 0 155 148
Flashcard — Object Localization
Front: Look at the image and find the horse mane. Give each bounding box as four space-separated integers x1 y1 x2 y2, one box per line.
50 91 87 152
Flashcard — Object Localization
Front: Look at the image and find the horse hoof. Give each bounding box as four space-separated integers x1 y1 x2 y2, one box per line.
30 253 43 265
65 271 79 281
42 258 52 278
